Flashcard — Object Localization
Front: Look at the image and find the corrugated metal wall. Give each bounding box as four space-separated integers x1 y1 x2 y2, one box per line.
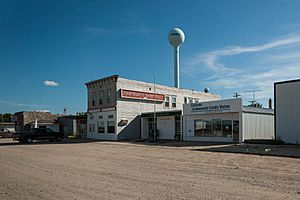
276 81 300 144
243 113 274 140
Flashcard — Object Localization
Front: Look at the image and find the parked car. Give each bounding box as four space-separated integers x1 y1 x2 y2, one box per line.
12 128 64 143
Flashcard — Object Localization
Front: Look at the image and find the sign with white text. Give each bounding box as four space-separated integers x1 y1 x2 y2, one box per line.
183 99 242 114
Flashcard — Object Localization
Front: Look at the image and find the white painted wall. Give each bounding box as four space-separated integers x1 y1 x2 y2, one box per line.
242 113 274 140
183 99 242 142
116 78 220 140
87 110 117 141
157 116 175 140
276 81 300 144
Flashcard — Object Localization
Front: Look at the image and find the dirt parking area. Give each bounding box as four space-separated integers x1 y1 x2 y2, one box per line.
0 139 299 200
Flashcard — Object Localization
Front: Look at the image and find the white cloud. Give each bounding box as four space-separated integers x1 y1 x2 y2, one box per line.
85 26 153 37
183 32 300 106
44 80 59 87
0 100 49 109
86 27 112 36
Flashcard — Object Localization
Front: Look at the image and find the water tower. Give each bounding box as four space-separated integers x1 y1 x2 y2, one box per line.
168 28 185 88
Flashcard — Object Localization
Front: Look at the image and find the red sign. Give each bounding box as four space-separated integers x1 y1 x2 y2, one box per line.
121 89 164 102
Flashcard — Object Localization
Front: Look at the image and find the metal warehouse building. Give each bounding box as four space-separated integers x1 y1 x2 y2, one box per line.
85 75 220 140
183 99 274 143
275 79 300 144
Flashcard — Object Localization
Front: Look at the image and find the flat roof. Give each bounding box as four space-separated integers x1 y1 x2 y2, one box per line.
242 106 274 115
85 74 217 95
274 79 300 85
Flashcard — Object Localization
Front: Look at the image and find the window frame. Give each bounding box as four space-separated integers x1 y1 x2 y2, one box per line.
107 121 115 133
171 96 177 108
164 96 170 107
98 121 105 133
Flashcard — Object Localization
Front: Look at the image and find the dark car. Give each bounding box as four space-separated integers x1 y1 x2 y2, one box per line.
12 128 64 143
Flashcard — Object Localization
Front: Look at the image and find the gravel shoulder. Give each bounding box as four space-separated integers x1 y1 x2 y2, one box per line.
0 138 299 200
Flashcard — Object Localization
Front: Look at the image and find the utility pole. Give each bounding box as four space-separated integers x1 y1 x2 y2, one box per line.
233 92 241 99
153 69 157 142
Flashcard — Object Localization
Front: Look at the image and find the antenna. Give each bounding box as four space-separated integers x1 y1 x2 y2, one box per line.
244 89 262 106
233 92 241 99
168 28 185 88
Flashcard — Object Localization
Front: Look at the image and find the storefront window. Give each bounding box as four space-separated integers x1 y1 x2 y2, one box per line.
195 119 232 137
222 120 232 137
194 120 212 137
194 120 204 136
212 119 222 137
98 121 105 133
107 121 115 133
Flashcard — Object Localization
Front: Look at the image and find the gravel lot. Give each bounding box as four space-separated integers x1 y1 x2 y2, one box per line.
0 139 299 200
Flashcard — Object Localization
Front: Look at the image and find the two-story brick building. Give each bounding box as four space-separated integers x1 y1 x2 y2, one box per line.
85 75 220 140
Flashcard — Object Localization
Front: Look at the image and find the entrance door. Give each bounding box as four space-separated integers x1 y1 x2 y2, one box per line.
233 120 239 142
175 116 181 140
148 118 156 139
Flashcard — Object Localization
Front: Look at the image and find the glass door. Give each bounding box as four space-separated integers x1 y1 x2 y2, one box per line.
233 120 239 142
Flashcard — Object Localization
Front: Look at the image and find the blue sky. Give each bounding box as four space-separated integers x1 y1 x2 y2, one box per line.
1 0 300 114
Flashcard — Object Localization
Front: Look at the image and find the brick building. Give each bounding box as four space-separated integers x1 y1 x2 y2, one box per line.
85 75 220 140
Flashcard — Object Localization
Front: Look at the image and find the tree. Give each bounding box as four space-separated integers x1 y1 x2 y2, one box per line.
0 113 12 122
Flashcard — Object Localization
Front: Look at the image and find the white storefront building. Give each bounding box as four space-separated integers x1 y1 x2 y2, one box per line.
85 75 220 140
183 99 274 143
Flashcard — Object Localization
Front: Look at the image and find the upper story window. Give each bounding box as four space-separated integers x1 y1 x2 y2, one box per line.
107 89 111 104
194 98 199 103
98 116 103 119
184 97 187 104
171 96 176 108
92 93 96 106
165 96 170 107
188 98 193 104
108 115 114 119
99 90 103 105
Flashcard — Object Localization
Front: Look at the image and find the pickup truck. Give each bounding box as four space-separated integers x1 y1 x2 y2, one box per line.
12 128 64 143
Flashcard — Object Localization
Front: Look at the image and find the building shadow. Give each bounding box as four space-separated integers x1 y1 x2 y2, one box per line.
123 139 233 148
117 116 141 140
0 138 104 146
191 144 300 158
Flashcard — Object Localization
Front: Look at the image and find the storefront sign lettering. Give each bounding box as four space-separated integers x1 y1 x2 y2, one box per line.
121 89 164 102
191 103 231 112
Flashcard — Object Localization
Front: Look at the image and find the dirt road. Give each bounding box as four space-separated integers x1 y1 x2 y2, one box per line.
0 139 299 200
